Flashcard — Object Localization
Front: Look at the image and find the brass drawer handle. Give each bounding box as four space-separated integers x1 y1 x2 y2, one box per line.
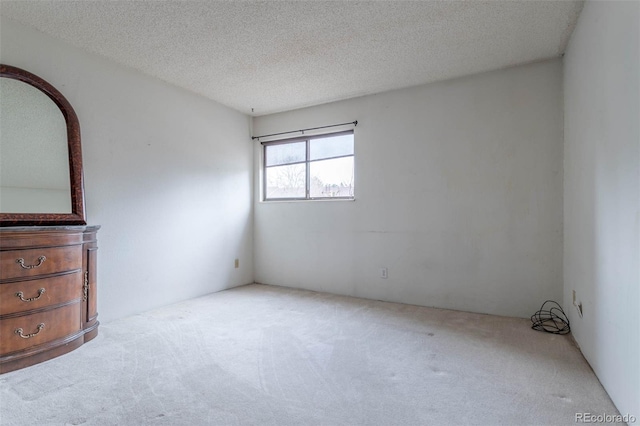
16 288 46 302
15 323 45 339
16 256 47 269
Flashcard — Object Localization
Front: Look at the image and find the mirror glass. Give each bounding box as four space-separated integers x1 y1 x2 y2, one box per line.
0 77 72 213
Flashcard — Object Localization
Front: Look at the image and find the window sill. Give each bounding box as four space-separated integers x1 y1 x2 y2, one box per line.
260 198 355 204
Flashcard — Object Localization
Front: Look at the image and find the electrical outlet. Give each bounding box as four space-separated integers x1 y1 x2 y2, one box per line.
380 268 388 279
572 290 583 317
234 259 239 269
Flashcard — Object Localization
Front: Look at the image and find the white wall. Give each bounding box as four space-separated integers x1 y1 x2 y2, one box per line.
253 59 564 319
1 17 254 323
564 0 639 419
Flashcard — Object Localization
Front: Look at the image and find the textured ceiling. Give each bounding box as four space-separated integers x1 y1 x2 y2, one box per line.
0 1 583 116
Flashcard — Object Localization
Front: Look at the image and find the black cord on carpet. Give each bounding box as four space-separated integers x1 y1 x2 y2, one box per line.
530 300 570 335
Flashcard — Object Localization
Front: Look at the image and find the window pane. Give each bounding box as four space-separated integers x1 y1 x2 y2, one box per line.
265 163 306 198
310 134 354 161
265 142 306 166
310 156 354 198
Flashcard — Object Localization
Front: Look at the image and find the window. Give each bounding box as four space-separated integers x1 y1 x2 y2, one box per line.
263 131 354 201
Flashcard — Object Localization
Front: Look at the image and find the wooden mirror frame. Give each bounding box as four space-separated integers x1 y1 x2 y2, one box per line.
0 64 86 226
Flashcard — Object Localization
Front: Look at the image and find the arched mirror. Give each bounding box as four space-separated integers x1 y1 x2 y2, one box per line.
0 64 86 226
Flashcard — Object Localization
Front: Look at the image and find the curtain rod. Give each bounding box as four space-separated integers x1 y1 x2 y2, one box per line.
251 120 358 141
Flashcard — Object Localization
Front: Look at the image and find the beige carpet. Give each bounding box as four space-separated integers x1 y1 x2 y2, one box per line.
0 284 621 425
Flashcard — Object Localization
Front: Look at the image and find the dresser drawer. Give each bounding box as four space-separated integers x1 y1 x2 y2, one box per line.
0 303 81 355
0 245 82 281
0 273 82 316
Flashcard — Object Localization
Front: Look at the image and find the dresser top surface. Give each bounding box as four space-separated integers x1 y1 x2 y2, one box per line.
1 225 100 233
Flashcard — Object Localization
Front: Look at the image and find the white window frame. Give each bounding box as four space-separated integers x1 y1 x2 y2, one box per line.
262 130 355 201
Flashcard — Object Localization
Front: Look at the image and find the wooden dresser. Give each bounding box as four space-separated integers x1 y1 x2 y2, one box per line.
0 226 99 373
